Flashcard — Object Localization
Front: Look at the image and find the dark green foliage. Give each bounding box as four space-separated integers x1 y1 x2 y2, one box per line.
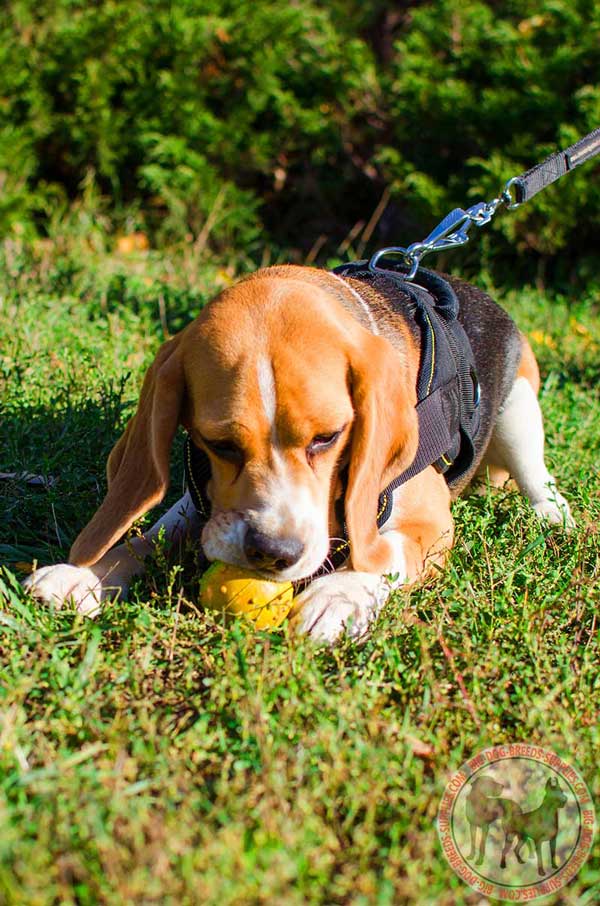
0 0 375 252
377 0 600 283
1 0 599 283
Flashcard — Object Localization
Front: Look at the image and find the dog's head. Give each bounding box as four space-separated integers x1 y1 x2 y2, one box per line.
70 267 418 580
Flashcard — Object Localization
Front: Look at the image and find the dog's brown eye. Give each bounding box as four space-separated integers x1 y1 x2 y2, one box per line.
307 430 342 456
203 438 243 464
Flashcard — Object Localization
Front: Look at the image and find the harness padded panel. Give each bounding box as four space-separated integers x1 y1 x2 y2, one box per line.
333 261 482 497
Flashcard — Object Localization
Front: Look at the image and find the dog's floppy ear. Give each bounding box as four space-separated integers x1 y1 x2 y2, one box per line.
345 333 418 573
70 333 185 566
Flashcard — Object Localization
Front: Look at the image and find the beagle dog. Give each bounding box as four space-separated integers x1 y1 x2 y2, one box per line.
24 264 573 641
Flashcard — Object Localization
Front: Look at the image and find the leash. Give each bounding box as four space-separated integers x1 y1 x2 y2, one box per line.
369 126 600 281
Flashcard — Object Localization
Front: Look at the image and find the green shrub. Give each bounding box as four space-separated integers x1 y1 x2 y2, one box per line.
0 0 599 283
0 0 375 251
377 0 600 281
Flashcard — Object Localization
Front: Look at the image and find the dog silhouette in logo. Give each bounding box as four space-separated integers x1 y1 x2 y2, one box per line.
499 776 567 877
465 775 506 864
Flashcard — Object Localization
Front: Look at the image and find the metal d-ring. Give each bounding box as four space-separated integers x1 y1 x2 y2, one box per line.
369 245 420 280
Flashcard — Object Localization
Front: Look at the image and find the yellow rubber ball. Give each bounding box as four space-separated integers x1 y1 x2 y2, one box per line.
200 561 294 629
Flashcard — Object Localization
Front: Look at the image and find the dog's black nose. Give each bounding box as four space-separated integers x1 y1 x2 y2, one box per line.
244 527 304 572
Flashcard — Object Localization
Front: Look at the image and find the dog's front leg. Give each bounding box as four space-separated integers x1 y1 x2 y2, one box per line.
289 530 411 643
291 474 454 643
290 569 392 643
23 491 200 615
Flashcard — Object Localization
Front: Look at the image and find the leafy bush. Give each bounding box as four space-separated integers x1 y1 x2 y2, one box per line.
0 0 599 283
0 0 375 250
377 0 600 281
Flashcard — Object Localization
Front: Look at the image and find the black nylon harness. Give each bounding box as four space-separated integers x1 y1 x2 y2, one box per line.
184 264 481 572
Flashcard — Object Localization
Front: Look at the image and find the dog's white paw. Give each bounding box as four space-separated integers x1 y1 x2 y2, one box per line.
22 564 105 617
532 488 575 529
290 572 390 643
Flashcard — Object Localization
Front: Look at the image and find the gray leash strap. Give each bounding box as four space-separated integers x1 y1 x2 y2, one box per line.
369 126 600 281
508 127 600 205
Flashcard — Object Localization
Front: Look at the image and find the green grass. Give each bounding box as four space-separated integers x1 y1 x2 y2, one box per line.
1 245 599 905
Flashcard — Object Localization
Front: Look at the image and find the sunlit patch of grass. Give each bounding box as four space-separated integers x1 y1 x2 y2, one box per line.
1 255 599 904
